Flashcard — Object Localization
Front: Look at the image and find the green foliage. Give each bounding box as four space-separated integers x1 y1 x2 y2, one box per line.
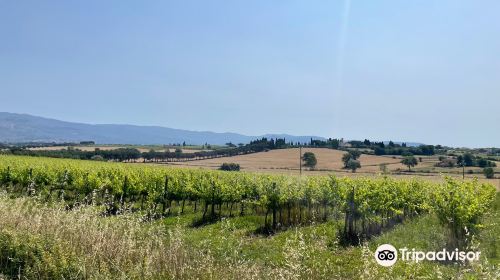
219 163 240 171
0 155 495 248
463 153 474 166
345 159 361 173
372 145 435 156
2 194 498 280
432 178 496 248
0 231 80 279
478 158 497 168
302 152 317 169
342 150 361 169
483 167 494 179
401 155 418 171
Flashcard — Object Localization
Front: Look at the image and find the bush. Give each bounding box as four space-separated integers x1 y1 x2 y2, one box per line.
0 231 80 279
219 163 240 171
484 167 494 179
433 178 496 248
379 163 388 174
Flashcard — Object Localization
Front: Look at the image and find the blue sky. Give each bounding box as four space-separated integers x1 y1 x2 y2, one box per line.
0 1 499 147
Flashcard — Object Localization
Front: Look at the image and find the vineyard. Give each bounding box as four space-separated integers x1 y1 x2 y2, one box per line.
0 155 496 246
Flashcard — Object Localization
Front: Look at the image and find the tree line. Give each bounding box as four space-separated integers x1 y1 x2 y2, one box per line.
0 137 445 163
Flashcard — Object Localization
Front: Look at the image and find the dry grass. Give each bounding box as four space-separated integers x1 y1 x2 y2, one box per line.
0 194 332 280
157 148 500 188
1 194 498 280
164 148 405 173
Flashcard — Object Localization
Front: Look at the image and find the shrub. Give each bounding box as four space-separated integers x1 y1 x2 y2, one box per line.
379 163 388 174
484 167 494 179
219 163 240 171
433 178 496 248
0 231 80 279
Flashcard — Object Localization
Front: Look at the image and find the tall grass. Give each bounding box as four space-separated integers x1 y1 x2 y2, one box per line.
0 193 498 279
0 194 268 279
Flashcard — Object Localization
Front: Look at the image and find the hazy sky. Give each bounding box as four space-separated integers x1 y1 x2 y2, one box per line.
1 1 499 147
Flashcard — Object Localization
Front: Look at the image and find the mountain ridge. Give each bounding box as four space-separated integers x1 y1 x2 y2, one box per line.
0 112 325 145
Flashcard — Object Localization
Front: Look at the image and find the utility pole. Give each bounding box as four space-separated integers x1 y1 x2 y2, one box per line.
462 163 465 180
299 146 302 176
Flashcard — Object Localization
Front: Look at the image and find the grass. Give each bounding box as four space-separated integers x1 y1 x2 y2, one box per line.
0 193 498 279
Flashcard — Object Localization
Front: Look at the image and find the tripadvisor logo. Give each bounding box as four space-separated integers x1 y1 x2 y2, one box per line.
375 244 398 267
374 244 481 267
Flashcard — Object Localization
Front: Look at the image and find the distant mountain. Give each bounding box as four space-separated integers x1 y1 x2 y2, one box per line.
0 112 324 145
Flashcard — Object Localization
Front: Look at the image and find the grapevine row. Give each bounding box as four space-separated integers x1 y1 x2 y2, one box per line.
0 155 495 244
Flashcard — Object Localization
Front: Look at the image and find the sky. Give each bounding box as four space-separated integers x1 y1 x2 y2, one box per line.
0 0 499 148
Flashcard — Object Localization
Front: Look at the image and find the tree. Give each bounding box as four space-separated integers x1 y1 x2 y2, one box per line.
463 153 474 166
374 147 386 155
302 152 317 169
346 159 361 173
483 167 494 179
476 158 495 168
342 153 351 166
349 150 361 160
342 150 361 168
477 158 488 168
401 156 418 171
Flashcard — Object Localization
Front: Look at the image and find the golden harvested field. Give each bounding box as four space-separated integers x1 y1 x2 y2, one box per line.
161 148 500 188
164 148 410 173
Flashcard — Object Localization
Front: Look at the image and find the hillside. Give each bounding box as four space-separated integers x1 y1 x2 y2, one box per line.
164 148 499 185
166 148 406 173
0 112 324 145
